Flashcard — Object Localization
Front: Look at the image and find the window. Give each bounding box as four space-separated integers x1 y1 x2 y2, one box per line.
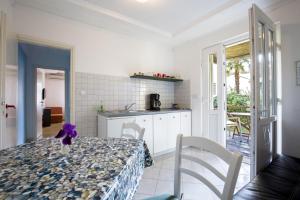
209 53 218 110
267 29 275 116
257 22 268 118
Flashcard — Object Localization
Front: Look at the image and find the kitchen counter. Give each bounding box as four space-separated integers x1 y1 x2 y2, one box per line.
0 137 145 200
98 109 192 155
98 108 191 118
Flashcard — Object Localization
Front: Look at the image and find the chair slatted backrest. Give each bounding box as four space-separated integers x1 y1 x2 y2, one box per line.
121 122 145 140
174 134 242 200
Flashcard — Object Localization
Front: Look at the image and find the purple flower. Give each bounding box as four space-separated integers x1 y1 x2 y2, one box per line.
55 129 66 138
62 135 72 145
55 123 78 145
63 123 77 138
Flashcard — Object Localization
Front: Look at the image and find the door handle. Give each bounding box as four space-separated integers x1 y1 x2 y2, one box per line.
6 104 16 109
5 104 16 118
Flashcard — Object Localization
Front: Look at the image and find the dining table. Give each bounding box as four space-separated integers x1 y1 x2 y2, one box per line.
0 137 152 200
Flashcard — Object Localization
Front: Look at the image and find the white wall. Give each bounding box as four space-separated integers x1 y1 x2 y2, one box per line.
281 24 300 158
0 0 17 65
45 78 65 113
12 5 174 76
173 0 300 158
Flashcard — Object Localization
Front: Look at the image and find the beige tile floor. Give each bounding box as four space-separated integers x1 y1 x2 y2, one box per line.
42 123 62 138
134 148 250 200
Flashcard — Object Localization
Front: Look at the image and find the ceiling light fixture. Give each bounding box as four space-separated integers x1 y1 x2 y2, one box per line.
136 0 148 3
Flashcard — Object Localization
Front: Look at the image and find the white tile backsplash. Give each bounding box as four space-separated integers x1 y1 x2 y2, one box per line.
75 72 190 136
175 80 191 109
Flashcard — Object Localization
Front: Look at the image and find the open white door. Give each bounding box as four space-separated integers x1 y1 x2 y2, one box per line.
0 12 18 149
202 44 226 146
249 4 277 176
36 69 45 139
0 12 7 150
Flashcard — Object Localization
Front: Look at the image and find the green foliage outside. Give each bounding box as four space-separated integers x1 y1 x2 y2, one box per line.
226 54 251 133
227 91 250 112
226 57 250 94
226 56 250 112
227 91 251 133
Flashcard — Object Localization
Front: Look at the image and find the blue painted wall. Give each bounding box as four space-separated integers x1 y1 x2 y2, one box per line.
18 43 70 142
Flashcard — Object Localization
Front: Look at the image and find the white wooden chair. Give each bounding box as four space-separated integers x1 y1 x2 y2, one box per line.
144 134 242 200
121 122 145 140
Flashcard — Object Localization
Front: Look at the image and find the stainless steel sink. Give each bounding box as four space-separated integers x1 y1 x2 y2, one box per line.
118 110 146 113
106 110 147 116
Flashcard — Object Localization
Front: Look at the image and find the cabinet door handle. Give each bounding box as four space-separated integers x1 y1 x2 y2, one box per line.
159 118 162 120
143 119 146 122
173 116 175 119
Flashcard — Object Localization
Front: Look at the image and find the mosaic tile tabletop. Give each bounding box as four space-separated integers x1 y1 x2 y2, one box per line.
0 137 145 200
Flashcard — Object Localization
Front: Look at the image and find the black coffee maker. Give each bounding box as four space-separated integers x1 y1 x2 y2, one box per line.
149 93 161 111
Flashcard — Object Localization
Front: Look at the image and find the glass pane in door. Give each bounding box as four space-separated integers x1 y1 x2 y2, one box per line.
209 53 218 110
267 29 275 116
257 22 267 118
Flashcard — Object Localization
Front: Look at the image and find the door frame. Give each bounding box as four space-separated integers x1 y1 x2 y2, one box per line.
223 35 257 179
201 34 255 176
35 67 67 139
201 33 250 145
0 11 7 149
17 34 76 128
223 32 249 47
222 34 251 154
201 43 226 146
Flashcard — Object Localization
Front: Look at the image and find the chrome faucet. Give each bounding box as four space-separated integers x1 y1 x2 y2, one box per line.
125 103 136 111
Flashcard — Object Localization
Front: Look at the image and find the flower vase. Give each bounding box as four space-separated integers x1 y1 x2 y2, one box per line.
60 142 70 155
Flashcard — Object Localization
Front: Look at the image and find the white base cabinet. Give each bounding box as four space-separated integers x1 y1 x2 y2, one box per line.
136 115 154 154
167 113 181 149
180 111 192 136
153 114 169 154
98 116 136 138
98 111 191 155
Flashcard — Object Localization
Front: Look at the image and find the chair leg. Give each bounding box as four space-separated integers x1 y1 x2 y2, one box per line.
232 127 238 139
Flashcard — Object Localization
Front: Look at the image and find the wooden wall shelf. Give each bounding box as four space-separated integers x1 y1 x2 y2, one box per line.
130 75 183 82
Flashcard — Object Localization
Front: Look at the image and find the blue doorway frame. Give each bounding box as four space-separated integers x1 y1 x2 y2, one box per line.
18 42 71 143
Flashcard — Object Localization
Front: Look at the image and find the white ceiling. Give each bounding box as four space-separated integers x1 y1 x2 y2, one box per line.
85 0 236 34
14 0 291 45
